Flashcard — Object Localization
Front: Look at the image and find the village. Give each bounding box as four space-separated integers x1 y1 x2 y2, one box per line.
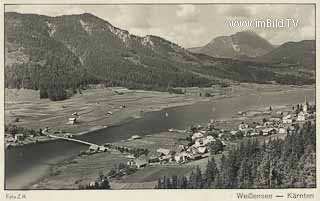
4 88 316 189
77 99 316 188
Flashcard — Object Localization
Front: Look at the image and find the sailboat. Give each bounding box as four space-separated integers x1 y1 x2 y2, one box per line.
165 112 169 117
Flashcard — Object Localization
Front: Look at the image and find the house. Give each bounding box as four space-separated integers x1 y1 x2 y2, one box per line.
128 135 141 140
98 146 107 152
195 135 215 146
128 157 148 168
283 119 292 124
191 132 204 141
133 158 148 168
14 134 24 141
276 111 283 115
243 128 254 137
187 146 200 155
156 148 174 162
238 122 248 131
64 133 73 138
197 146 208 154
205 135 215 143
278 127 287 134
194 138 205 147
160 154 172 164
173 146 185 154
249 132 259 137
297 111 308 121
156 148 171 156
263 121 273 127
89 145 99 152
174 152 189 163
189 153 202 160
67 117 77 125
230 130 238 136
6 136 15 143
262 128 276 136
269 117 281 122
282 115 293 124
125 154 135 159
148 153 161 163
41 127 50 135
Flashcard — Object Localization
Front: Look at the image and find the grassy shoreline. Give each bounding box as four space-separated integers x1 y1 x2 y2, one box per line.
5 83 315 189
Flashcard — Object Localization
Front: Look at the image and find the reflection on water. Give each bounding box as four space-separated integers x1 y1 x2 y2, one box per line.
5 89 315 189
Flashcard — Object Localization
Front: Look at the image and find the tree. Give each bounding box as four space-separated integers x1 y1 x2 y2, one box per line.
204 158 219 188
209 139 224 154
194 166 203 189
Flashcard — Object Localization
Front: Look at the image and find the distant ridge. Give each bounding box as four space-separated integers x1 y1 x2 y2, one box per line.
188 31 274 58
5 12 315 100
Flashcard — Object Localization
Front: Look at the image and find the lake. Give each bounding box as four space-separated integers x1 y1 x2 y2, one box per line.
5 88 315 189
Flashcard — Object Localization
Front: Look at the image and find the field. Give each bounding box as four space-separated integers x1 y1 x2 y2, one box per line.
5 86 210 139
6 83 315 189
5 83 311 136
31 131 220 189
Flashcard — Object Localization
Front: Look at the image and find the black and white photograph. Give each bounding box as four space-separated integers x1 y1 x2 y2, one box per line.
2 2 317 195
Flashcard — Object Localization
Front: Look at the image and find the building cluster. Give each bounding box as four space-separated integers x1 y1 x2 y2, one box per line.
125 100 315 170
229 100 315 139
126 123 225 169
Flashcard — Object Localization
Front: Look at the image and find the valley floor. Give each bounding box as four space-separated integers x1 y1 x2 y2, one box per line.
4 83 315 189
5 86 211 146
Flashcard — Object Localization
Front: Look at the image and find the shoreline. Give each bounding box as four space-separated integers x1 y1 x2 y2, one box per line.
8 84 315 149
5 84 315 150
6 95 211 149
5 84 316 189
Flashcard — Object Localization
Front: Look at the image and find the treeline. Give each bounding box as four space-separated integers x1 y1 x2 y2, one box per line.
156 121 316 189
274 74 315 85
5 124 39 137
79 172 111 189
105 144 149 158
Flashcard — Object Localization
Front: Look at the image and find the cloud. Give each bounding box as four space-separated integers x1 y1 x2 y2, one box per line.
113 5 152 29
176 5 199 22
221 5 253 17
5 5 86 16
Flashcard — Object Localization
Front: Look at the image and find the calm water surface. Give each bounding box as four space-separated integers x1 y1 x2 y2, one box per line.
5 89 315 189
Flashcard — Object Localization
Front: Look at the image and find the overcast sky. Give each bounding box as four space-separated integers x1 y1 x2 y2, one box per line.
5 4 315 48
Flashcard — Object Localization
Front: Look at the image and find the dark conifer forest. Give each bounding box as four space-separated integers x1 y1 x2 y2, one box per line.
156 121 316 189
5 12 315 101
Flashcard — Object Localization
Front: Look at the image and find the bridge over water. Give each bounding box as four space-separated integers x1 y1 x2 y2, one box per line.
48 134 104 150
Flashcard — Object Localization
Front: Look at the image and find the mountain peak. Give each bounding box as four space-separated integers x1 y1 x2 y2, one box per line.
190 31 274 58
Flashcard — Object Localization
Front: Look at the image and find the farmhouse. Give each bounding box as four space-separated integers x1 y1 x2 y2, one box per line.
14 133 24 141
282 115 293 124
297 111 308 122
67 117 77 125
191 132 204 141
174 152 189 163
156 148 171 156
262 128 276 136
238 122 248 131
134 158 148 169
278 127 287 134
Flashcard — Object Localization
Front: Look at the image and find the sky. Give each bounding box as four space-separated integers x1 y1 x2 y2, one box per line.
5 4 315 48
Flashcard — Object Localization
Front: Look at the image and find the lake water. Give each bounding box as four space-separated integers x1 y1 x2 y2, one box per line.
5 88 315 189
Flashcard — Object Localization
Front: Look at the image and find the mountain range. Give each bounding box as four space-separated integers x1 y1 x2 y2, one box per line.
188 31 315 70
5 12 315 100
